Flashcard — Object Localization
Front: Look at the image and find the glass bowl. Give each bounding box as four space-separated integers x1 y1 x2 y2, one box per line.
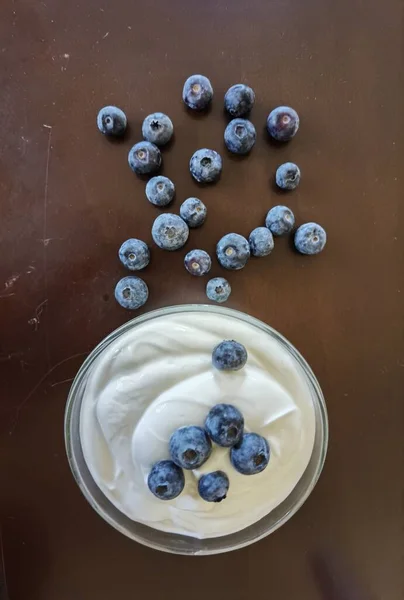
64 305 328 555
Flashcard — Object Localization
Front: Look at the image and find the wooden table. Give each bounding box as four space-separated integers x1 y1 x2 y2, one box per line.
1 0 402 598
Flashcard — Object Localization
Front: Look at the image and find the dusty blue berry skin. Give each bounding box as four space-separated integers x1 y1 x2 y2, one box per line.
206 277 231 303
212 340 247 371
205 404 244 447
224 84 255 117
182 74 213 110
190 148 222 183
267 106 299 142
230 433 270 475
249 227 274 257
224 119 256 155
128 141 162 175
97 106 127 136
198 471 230 503
184 249 212 276
114 276 148 310
169 426 212 470
146 176 175 207
265 206 295 236
276 162 301 190
216 233 250 270
294 222 327 255
152 213 189 251
147 460 185 500
180 197 207 228
118 239 150 271
142 112 173 146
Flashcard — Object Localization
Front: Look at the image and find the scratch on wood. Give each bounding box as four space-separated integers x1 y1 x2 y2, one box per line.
0 526 9 600
42 126 52 368
28 299 48 331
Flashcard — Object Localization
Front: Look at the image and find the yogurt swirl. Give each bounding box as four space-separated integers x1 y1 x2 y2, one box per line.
80 311 316 539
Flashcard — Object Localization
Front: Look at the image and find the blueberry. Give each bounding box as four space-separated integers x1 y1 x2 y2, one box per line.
249 227 274 257
142 112 173 146
276 162 301 190
118 239 150 271
114 276 148 310
190 148 222 184
212 340 247 371
216 233 250 270
180 197 207 228
224 118 256 155
294 222 327 255
184 249 212 277
97 105 127 136
147 460 185 500
224 84 255 117
265 205 295 236
145 176 175 207
205 403 244 447
231 433 270 475
128 141 162 175
198 471 230 503
182 74 213 111
206 277 231 303
169 426 212 470
152 213 189 251
267 106 299 142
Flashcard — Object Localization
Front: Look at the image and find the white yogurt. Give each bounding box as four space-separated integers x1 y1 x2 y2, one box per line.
80 311 316 539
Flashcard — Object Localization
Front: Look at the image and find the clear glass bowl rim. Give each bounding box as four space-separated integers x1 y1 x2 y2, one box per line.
64 304 329 555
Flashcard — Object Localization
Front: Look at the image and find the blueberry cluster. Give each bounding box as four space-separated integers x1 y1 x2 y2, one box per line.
97 76 327 311
147 340 270 503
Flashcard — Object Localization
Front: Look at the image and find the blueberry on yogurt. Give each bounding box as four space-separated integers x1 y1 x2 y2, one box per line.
142 112 173 146
267 106 300 142
216 233 250 270
184 249 212 276
276 162 301 190
206 277 231 303
128 141 162 175
97 105 127 136
205 403 244 447
230 433 270 475
224 118 256 155
224 84 255 117
147 460 185 500
114 276 148 310
248 227 274 257
169 426 212 470
118 238 150 271
212 340 247 371
152 213 189 251
180 197 207 228
182 74 213 111
265 205 295 236
198 471 230 503
145 176 175 207
190 149 222 183
294 222 327 255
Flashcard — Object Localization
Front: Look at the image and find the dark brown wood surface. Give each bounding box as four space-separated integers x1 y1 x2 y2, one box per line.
1 0 403 598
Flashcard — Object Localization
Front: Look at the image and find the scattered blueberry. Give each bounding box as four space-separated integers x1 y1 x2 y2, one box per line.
212 340 247 371
205 403 244 447
145 176 175 207
142 112 174 146
249 227 274 257
265 205 295 236
182 74 213 111
294 222 327 255
230 433 270 475
206 277 231 303
267 106 300 142
180 197 207 228
224 84 255 117
147 460 185 500
169 426 212 470
97 106 127 136
216 233 250 270
114 276 148 310
128 141 162 175
118 239 150 271
276 162 301 190
224 118 256 155
152 213 189 251
190 148 222 183
198 471 230 503
184 249 212 276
